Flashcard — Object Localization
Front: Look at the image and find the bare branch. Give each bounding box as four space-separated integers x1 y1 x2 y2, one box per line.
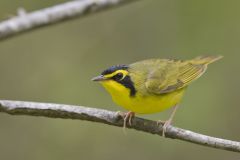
0 0 139 41
0 100 239 152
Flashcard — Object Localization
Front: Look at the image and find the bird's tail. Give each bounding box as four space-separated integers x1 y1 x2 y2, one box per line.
191 55 223 65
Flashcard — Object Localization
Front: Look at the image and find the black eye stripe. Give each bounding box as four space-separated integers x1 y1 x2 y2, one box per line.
114 75 136 97
116 73 123 77
112 73 123 80
100 65 135 96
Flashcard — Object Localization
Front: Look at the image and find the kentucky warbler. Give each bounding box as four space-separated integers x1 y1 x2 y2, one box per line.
92 55 222 136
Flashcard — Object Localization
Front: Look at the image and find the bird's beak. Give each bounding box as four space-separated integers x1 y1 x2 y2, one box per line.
91 75 107 82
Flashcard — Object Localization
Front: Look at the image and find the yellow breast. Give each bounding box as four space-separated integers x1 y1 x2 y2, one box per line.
101 80 185 114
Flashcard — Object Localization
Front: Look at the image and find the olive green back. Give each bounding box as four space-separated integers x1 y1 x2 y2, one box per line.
129 56 222 95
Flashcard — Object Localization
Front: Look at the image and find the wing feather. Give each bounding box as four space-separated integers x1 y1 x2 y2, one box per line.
145 61 206 94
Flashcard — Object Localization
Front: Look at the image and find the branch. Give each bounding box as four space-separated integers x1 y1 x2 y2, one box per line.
0 100 239 152
0 0 139 41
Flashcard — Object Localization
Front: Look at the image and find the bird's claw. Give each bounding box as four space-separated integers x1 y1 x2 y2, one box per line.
116 111 135 129
157 120 166 125
157 120 172 137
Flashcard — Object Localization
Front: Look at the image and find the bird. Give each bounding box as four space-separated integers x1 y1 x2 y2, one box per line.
92 55 222 136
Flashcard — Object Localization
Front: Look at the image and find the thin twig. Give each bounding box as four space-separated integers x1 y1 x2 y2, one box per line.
0 0 139 41
0 100 239 153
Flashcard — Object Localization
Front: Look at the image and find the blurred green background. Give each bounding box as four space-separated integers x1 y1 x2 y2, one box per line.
0 0 239 159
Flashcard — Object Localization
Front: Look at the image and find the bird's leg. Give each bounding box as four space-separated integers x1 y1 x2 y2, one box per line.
126 111 135 127
158 105 179 137
117 111 135 129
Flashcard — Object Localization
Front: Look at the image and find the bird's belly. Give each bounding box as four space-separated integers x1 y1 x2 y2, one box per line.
112 89 185 114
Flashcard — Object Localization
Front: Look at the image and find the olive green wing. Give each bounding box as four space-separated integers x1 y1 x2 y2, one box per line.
145 61 207 94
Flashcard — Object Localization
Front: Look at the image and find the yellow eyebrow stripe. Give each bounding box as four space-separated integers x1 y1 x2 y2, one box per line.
104 70 128 78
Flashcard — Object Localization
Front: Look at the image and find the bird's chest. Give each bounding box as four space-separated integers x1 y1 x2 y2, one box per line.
101 80 131 104
101 81 185 114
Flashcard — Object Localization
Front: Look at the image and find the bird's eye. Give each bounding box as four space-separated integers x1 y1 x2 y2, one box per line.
113 73 124 81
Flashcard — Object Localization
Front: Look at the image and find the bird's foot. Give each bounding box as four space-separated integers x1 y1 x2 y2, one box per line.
157 119 172 137
117 111 135 129
157 120 166 125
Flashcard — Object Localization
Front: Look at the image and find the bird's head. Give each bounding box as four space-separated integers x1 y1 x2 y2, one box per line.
92 65 136 96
